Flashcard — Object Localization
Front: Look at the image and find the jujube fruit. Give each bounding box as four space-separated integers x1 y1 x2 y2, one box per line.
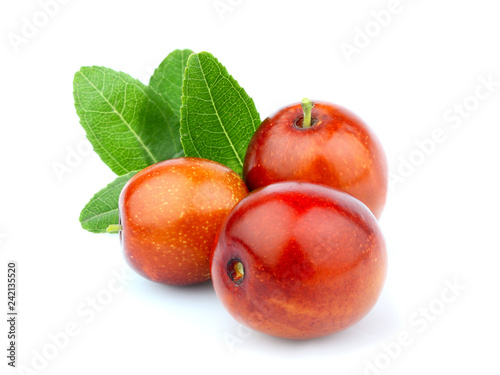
243 99 388 219
119 157 248 286
211 181 387 339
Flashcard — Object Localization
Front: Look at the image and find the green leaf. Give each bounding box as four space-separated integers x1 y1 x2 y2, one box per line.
149 49 193 120
79 171 138 233
74 66 184 176
180 52 261 174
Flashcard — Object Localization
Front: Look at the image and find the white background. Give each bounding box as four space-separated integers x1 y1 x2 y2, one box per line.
1 0 500 374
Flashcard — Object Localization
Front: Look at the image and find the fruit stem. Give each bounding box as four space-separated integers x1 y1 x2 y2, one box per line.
107 224 122 233
301 98 314 128
235 261 244 279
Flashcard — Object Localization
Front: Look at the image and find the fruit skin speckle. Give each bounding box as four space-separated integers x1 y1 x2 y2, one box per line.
210 181 387 339
119 157 249 286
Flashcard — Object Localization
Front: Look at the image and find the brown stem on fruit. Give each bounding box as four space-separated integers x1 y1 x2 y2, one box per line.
227 259 245 284
301 98 315 128
235 261 244 278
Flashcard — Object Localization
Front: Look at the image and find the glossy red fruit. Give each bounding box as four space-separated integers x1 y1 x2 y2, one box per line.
243 100 388 219
211 182 387 339
119 157 248 286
